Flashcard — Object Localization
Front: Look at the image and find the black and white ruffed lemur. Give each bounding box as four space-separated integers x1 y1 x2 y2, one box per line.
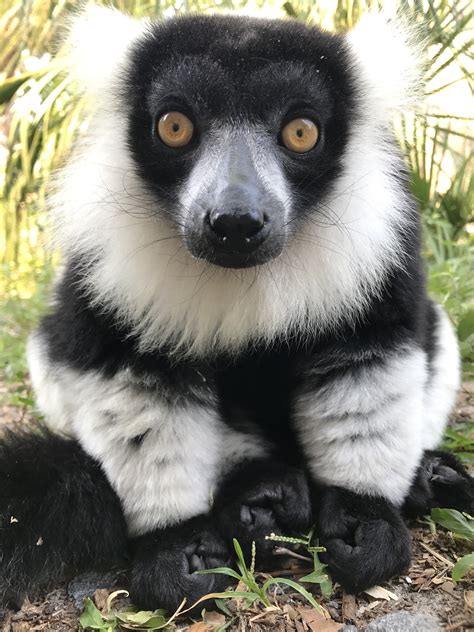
1 6 472 613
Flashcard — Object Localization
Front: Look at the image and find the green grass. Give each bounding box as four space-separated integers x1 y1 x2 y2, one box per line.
78 537 330 631
0 264 52 387
77 513 474 630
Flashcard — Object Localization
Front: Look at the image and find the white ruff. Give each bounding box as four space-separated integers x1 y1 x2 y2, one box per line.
51 10 421 357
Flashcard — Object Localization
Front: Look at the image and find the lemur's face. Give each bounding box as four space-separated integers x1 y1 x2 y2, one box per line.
125 17 354 269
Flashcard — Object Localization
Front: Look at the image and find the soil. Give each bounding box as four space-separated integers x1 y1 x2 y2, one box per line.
0 382 473 631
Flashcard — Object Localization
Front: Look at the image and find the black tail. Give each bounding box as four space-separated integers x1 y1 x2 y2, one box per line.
0 426 127 607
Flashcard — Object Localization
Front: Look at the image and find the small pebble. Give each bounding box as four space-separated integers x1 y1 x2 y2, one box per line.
67 570 124 610
364 611 440 632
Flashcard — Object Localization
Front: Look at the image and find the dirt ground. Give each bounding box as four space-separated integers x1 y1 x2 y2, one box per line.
0 382 473 631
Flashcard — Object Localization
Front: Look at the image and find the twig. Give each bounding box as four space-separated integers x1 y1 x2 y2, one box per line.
257 568 312 577
445 621 471 630
273 547 313 563
419 541 454 567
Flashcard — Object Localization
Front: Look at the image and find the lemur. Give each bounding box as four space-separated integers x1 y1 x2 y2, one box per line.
1 6 472 614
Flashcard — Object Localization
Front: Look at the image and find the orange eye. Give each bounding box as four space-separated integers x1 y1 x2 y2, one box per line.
281 118 319 153
157 111 194 147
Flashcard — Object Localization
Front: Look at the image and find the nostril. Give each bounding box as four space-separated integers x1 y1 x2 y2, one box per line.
208 208 265 242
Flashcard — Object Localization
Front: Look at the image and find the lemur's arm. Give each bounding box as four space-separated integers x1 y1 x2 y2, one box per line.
291 299 464 592
295 346 426 506
293 346 423 590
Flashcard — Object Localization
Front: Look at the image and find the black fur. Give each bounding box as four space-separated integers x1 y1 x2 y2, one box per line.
316 487 412 593
214 459 313 565
130 515 232 615
403 450 474 517
0 427 127 607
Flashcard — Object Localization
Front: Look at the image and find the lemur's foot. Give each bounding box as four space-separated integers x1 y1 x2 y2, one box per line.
214 460 313 566
129 516 232 614
403 450 474 517
318 487 411 594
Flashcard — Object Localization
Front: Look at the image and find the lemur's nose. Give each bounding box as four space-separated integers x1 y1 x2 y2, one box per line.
210 207 264 241
206 207 269 253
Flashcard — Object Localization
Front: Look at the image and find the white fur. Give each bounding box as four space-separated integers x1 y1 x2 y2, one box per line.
423 305 461 449
294 349 427 505
347 12 424 119
27 333 267 535
63 5 146 102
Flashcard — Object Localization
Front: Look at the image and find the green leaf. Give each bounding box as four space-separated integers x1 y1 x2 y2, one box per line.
205 590 259 604
452 553 474 582
0 71 34 104
196 566 242 580
458 310 474 341
215 599 233 616
282 2 298 17
299 569 332 598
262 577 326 613
115 610 167 627
431 508 474 540
79 598 108 630
231 539 261 595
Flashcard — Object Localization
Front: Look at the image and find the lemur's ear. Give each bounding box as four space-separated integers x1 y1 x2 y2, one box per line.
346 13 424 120
63 4 146 98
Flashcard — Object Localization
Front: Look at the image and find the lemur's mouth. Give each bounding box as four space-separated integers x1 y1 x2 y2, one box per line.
200 249 271 269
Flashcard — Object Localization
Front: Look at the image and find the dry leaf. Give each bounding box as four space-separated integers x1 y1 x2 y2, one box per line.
364 585 399 601
441 582 457 597
464 590 474 612
285 605 301 621
299 608 342 632
299 607 328 625
93 588 110 613
187 623 211 632
204 611 226 627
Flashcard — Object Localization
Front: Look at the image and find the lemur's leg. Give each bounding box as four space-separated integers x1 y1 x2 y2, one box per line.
0 427 127 607
294 347 427 592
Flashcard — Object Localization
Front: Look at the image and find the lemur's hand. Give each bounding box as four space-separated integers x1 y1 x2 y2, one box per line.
317 487 411 593
214 460 313 566
129 515 232 615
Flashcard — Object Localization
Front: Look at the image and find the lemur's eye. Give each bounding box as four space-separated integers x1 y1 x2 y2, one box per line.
157 112 194 147
281 118 319 153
